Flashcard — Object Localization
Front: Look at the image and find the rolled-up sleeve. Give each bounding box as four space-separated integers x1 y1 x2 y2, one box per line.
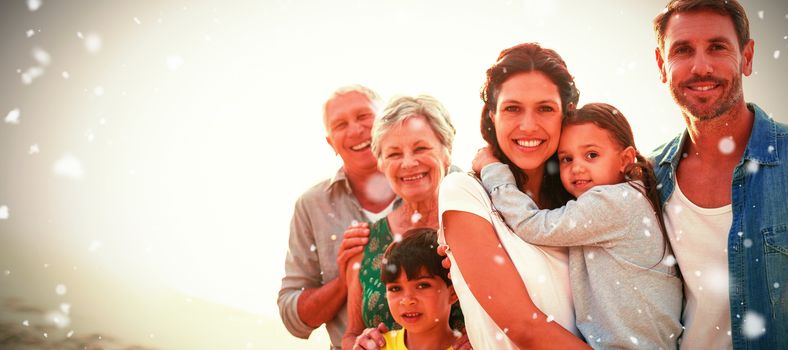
278 196 321 339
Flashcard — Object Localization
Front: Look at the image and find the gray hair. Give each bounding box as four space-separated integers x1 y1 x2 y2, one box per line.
371 95 456 159
322 84 383 131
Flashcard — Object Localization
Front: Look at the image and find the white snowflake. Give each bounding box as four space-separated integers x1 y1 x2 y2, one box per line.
393 233 403 243
587 252 595 259
94 86 105 96
67 330 74 338
62 71 70 79
743 238 753 248
32 47 51 66
330 234 337 241
629 336 639 345
21 66 44 85
546 314 554 323
83 33 102 54
742 311 766 339
29 144 40 154
26 29 35 38
774 282 780 289
775 50 781 60
133 17 141 24
718 137 736 155
45 310 70 328
642 217 652 226
0 205 8 220
60 303 71 314
662 255 677 267
493 255 505 265
55 284 67 296
745 161 759 174
644 229 652 237
27 0 42 11
410 211 422 224
757 10 764 19
5 108 21 124
309 244 316 252
53 154 84 179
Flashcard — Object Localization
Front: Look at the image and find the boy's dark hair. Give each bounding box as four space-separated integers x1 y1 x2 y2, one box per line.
380 228 451 287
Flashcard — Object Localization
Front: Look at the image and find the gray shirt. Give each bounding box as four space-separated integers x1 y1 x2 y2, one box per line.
481 163 682 350
278 168 386 349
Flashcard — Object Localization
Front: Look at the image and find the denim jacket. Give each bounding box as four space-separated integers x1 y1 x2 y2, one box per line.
650 103 787 349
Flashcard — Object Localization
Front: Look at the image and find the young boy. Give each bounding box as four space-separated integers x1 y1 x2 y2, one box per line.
378 228 459 350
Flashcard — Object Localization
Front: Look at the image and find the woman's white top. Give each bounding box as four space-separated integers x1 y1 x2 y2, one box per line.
438 172 579 349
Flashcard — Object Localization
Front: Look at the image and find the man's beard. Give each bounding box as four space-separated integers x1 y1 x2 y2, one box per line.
670 74 743 121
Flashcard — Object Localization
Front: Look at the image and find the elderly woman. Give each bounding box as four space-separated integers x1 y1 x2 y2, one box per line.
340 95 462 349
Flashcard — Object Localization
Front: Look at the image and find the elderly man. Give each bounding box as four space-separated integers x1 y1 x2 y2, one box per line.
650 0 787 348
278 85 397 349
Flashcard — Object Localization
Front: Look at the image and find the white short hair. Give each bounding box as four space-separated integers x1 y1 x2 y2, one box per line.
371 95 455 159
322 85 383 131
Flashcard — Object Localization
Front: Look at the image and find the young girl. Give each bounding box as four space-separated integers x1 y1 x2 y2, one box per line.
474 102 682 349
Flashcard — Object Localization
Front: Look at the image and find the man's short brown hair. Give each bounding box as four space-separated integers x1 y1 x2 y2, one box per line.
653 0 750 51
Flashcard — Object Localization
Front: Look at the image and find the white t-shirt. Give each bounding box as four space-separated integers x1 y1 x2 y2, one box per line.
362 199 396 223
664 182 733 350
438 173 578 349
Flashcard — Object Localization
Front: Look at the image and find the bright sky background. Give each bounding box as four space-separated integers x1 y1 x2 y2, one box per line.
0 0 786 349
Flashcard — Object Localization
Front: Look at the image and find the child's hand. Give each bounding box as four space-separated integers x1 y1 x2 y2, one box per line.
353 323 389 350
337 221 369 287
437 244 452 280
471 146 500 174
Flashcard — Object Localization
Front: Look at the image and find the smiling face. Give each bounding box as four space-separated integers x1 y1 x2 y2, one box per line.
657 10 753 121
385 266 457 334
377 115 450 203
558 123 631 198
324 91 378 173
491 72 563 177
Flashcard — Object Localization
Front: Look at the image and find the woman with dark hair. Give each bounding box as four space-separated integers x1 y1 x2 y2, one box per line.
438 43 588 349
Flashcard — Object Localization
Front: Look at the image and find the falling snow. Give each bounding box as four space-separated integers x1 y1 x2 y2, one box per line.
775 50 781 60
745 160 759 174
743 239 753 248
493 255 505 265
0 205 8 220
742 311 766 339
718 137 735 154
5 108 21 124
309 244 316 252
393 233 403 243
94 86 105 96
26 29 35 38
62 71 70 79
630 336 639 345
410 211 422 224
330 234 337 241
133 17 142 24
757 10 764 19
29 144 40 154
55 284 67 295
27 0 42 11
83 33 103 54
21 66 44 85
587 252 595 259
546 314 554 323
32 47 51 66
662 254 677 267
53 154 84 179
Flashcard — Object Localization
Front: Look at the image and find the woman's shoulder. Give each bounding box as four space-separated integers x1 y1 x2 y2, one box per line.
441 171 483 189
